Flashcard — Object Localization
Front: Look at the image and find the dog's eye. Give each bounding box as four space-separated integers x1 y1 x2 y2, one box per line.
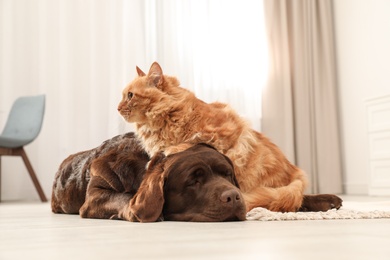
224 170 232 177
222 170 235 183
190 180 201 187
127 92 133 100
185 179 201 189
186 170 204 187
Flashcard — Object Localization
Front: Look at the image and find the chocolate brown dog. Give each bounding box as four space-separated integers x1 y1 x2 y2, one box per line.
51 133 247 222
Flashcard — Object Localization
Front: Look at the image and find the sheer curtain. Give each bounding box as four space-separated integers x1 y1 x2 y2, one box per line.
0 0 145 200
0 0 268 200
144 0 268 131
262 0 343 194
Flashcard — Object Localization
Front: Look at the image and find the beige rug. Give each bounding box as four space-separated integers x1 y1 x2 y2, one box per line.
246 201 390 221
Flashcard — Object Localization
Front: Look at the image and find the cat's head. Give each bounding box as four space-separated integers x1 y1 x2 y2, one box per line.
117 62 180 124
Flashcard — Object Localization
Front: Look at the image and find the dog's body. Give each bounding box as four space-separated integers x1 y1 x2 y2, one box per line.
51 133 149 218
118 62 342 212
51 133 246 222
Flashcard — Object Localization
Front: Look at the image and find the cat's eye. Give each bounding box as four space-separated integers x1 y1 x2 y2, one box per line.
127 92 133 100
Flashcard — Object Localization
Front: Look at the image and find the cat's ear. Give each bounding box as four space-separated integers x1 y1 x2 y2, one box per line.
147 62 164 88
136 66 146 77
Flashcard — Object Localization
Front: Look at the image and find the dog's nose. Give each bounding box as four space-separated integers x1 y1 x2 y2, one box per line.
220 189 241 204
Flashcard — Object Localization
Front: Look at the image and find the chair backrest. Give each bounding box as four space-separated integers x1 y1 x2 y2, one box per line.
1 95 45 146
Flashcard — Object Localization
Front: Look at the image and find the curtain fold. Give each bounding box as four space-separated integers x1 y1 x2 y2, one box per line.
262 0 342 194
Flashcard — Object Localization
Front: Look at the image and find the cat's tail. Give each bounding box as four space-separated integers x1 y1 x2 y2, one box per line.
242 169 308 213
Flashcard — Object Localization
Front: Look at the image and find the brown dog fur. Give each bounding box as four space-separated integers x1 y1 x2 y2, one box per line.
51 133 246 222
118 62 342 213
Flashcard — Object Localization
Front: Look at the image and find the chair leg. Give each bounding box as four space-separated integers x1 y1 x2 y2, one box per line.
19 148 47 202
0 156 2 202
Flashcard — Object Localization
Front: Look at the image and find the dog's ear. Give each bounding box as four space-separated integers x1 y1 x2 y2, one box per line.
136 66 146 77
147 62 164 88
146 151 166 171
129 153 167 222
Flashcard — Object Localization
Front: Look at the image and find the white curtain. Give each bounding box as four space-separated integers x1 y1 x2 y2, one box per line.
0 0 267 200
144 0 268 131
0 0 146 200
262 0 343 194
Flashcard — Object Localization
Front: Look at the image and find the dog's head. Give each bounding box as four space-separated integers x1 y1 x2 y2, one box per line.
129 144 247 222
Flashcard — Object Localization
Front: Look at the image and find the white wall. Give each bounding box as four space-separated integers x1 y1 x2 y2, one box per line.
333 0 390 194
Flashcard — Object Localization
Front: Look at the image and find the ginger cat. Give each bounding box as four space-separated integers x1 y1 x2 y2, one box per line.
118 62 342 212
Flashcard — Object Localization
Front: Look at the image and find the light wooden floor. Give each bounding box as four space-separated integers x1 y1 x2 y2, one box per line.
1 196 390 260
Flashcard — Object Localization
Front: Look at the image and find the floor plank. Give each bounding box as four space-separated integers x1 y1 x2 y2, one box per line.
1 196 390 260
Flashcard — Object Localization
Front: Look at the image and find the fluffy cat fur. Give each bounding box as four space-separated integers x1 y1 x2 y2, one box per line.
118 62 340 212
